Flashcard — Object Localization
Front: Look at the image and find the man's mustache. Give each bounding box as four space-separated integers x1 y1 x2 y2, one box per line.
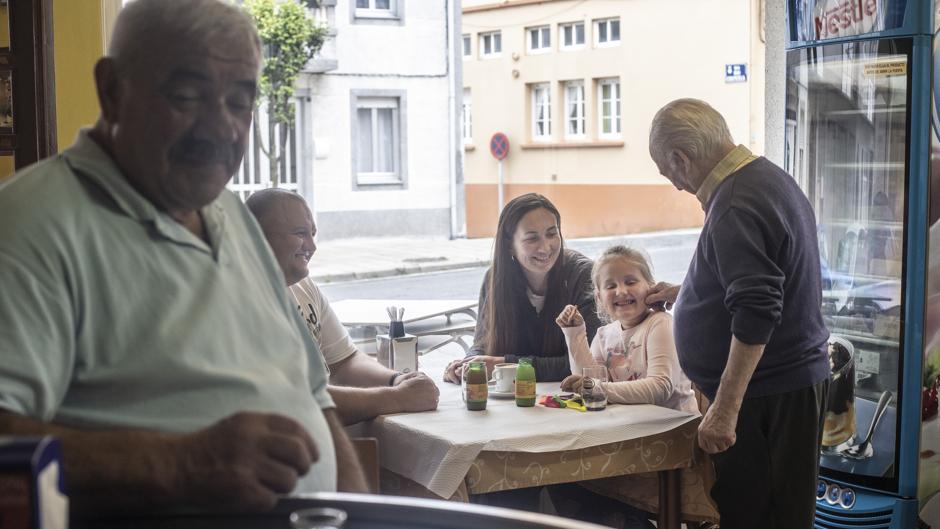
169 139 236 165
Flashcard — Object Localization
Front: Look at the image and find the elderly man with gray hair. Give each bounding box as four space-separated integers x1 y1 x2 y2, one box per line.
0 0 366 516
644 99 829 528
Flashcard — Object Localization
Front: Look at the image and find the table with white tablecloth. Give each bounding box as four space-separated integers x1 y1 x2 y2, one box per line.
356 348 718 529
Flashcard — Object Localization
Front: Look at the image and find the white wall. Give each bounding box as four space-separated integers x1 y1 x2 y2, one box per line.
764 0 786 166
300 0 458 236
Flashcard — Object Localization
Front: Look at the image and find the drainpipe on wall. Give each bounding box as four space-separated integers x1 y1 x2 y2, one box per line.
446 0 465 239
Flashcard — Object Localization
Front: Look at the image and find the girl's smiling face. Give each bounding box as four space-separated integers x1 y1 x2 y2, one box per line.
596 258 654 327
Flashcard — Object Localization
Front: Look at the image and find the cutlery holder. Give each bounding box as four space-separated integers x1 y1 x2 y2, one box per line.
376 333 418 373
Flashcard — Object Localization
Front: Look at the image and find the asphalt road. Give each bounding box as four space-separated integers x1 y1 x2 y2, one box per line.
320 236 698 302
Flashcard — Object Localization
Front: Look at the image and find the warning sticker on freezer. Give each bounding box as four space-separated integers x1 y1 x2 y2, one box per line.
856 349 881 374
863 60 907 77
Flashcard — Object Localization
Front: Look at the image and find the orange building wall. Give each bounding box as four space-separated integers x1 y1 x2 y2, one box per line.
465 183 704 238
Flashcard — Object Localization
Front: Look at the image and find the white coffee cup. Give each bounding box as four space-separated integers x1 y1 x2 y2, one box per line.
491 363 518 393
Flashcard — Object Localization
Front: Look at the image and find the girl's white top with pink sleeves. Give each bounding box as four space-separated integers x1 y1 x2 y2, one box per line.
562 311 698 414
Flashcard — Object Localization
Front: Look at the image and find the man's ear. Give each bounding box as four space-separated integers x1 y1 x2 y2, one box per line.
667 148 691 175
93 58 122 125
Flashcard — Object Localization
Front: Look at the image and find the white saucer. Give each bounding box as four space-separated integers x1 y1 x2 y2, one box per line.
487 385 515 398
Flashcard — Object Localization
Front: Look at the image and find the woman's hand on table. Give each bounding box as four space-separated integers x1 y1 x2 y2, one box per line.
555 304 584 328
443 359 464 384
560 374 583 393
442 355 506 383
391 372 440 412
462 355 504 378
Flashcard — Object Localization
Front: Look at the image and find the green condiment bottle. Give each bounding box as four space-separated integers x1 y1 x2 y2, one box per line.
515 357 536 407
465 361 488 411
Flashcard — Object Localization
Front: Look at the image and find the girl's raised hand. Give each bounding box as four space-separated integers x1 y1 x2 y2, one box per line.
555 304 585 328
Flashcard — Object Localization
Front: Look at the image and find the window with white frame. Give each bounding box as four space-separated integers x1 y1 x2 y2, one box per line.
479 31 501 58
531 83 552 141
559 22 585 50
598 79 621 138
594 18 621 46
527 25 551 53
355 0 397 19
565 81 585 138
462 88 472 144
462 34 471 58
355 96 402 185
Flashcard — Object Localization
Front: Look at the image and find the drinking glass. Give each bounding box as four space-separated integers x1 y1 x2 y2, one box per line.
581 366 608 411
582 366 608 383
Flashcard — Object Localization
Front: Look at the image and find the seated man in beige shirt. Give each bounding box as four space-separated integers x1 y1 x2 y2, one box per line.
248 189 439 424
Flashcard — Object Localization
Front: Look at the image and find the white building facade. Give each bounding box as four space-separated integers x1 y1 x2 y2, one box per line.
295 0 465 240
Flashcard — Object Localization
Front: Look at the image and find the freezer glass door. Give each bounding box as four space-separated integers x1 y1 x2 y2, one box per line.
785 38 909 487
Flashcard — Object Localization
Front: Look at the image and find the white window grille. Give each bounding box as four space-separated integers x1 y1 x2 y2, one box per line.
595 18 621 47
531 83 552 141
355 0 397 19
598 78 621 138
527 25 551 53
559 22 585 50
565 81 585 138
480 31 501 58
355 96 401 185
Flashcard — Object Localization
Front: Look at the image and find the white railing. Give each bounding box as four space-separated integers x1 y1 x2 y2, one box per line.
229 99 302 202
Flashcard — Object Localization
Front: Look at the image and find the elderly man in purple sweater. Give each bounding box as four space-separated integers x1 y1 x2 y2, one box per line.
645 99 830 529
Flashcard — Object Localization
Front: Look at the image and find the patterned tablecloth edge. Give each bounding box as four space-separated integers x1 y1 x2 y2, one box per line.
397 416 701 499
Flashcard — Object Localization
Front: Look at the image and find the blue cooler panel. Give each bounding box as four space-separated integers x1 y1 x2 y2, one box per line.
815 478 918 528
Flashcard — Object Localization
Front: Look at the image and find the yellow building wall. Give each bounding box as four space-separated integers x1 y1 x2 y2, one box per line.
0 1 102 181
461 0 764 238
53 1 102 151
0 2 102 181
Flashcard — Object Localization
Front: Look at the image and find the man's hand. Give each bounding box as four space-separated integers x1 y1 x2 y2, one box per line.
560 374 583 393
697 403 739 454
645 282 680 311
176 412 318 511
391 372 440 412
555 304 585 328
698 337 765 454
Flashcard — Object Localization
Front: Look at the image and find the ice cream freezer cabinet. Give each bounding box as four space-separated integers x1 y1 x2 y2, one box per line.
785 0 940 527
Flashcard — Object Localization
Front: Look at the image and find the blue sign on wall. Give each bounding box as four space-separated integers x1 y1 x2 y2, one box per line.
725 63 748 83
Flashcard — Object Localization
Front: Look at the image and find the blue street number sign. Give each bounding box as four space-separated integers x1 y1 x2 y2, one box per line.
725 63 748 83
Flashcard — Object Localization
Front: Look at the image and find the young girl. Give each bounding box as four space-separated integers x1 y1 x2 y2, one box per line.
556 245 697 413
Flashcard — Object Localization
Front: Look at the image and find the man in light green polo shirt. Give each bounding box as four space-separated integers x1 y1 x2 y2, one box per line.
0 0 366 515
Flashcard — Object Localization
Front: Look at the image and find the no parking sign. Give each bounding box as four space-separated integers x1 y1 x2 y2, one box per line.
490 132 509 160
490 132 509 210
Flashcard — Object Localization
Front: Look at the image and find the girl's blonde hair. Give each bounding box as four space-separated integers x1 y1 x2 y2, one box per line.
591 245 655 320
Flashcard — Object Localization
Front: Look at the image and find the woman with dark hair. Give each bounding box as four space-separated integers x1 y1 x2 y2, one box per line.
444 193 600 383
